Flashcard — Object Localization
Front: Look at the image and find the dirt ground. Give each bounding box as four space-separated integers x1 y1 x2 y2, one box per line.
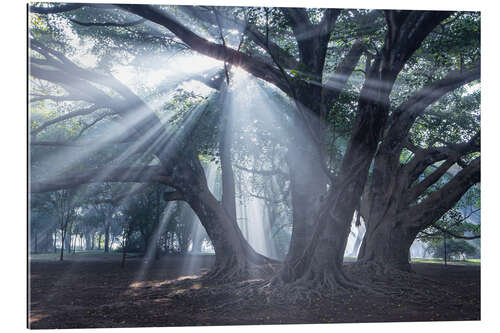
28 253 480 329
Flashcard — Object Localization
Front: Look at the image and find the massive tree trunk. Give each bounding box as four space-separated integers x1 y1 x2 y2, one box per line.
170 156 275 281
278 11 454 290
185 189 271 280
219 87 238 221
283 131 328 269
358 219 418 271
356 62 480 271
359 155 480 271
281 84 330 275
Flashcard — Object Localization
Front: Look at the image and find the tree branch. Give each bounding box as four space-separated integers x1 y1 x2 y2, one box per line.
29 3 84 14
117 4 289 93
30 166 169 193
323 39 365 104
31 105 101 136
404 156 480 229
405 158 456 204
163 190 185 201
404 131 480 186
388 64 480 132
424 225 480 240
179 6 299 70
69 18 146 27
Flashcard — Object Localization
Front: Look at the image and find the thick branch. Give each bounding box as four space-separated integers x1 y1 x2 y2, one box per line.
404 132 480 185
388 65 480 134
29 3 84 14
30 139 134 147
163 191 185 201
30 40 171 160
405 158 456 204
323 39 365 104
31 105 101 136
282 8 337 75
179 6 299 70
29 94 84 103
118 5 289 93
432 225 480 240
69 18 146 27
383 11 453 78
30 166 169 193
404 157 480 229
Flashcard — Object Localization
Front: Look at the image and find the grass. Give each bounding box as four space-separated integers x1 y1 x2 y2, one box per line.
410 257 480 266
29 252 480 266
29 250 122 260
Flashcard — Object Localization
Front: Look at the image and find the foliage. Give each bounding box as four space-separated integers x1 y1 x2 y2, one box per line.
426 238 478 260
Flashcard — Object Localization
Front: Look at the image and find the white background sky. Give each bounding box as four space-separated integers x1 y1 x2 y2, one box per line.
2 0 499 332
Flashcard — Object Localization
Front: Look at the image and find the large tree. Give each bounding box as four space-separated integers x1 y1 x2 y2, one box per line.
29 4 480 291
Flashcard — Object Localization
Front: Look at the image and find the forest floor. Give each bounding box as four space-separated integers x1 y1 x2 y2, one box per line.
28 252 480 329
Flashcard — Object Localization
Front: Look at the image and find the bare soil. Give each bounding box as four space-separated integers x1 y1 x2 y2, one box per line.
28 253 480 329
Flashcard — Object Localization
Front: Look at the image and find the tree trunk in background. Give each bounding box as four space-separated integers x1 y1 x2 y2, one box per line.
193 237 203 253
45 231 52 252
154 186 161 260
97 233 102 250
65 233 71 254
154 242 161 260
121 227 130 268
85 232 91 250
443 234 448 265
60 229 66 261
104 223 110 253
34 232 38 253
349 226 364 258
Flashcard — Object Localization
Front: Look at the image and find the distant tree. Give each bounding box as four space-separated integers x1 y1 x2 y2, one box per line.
427 238 477 261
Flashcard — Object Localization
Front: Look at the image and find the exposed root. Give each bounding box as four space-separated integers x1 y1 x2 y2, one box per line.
201 259 278 285
345 261 454 305
257 266 381 305
159 259 460 311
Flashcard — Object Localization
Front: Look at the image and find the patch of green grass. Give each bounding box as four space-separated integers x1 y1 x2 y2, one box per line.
411 258 480 266
29 250 122 260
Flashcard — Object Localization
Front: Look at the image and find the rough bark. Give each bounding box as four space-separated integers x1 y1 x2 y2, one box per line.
358 216 419 271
